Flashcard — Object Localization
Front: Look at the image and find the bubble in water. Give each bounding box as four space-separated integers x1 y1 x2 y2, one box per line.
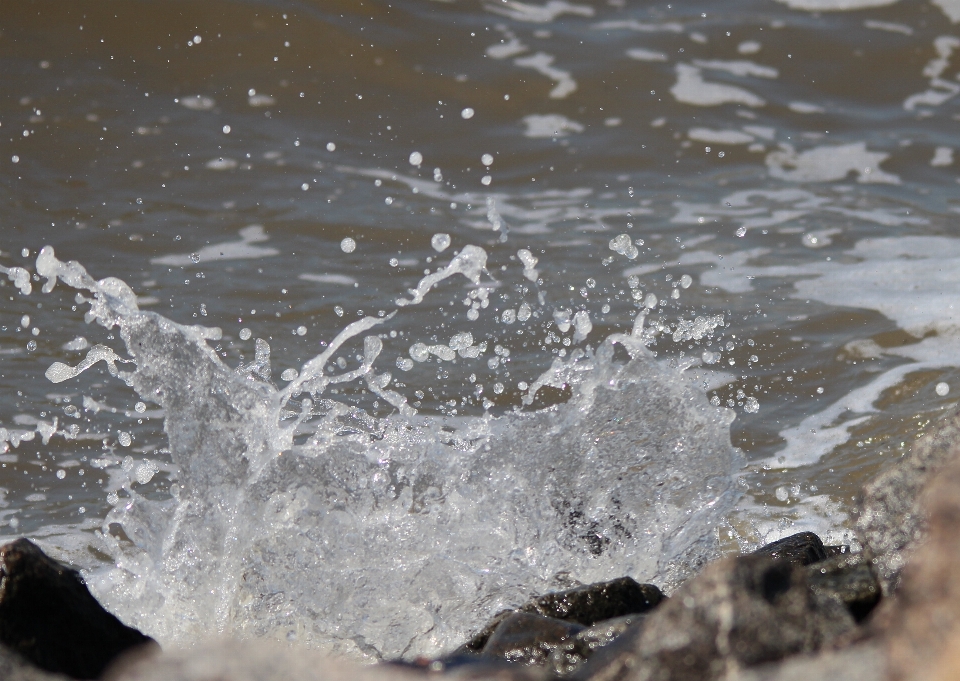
937 382 950 396
501 309 517 324
431 233 451 252
461 107 475 119
493 382 505 394
775 486 789 502
644 293 658 309
390 258 399 267
189 253 200 264
340 238 356 253
409 343 429 362
680 274 693 289
481 153 494 166
26 340 36 352
118 431 132 447
135 402 147 413
326 142 336 152
280 368 299 381
517 303 532 322
239 328 252 341
396 357 414 371
744 396 760 413
296 326 307 336
718 151 725 158
608 234 638 260
56 469 66 480
702 351 720 365
136 460 159 485
409 151 423 167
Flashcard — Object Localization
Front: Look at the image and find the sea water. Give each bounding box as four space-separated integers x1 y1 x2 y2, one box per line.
2 0 960 661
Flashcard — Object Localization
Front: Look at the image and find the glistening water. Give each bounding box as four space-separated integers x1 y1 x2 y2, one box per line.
2 0 960 661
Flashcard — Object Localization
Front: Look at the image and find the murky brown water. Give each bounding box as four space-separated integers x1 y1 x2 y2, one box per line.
3 0 960 640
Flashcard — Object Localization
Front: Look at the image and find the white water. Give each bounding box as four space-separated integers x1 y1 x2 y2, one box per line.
23 245 742 661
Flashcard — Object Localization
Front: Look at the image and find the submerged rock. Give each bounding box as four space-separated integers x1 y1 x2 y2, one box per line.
805 553 881 623
459 577 664 655
0 539 155 679
750 532 828 567
571 554 854 681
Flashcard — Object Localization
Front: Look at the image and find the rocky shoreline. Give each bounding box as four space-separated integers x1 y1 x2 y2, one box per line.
8 406 960 681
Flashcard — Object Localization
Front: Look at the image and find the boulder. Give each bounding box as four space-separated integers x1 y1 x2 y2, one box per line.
805 553 881 623
482 612 584 666
459 578 664 655
856 407 960 595
571 554 855 681
750 532 829 567
0 539 155 679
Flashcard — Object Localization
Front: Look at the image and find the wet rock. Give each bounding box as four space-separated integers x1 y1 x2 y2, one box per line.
571 554 855 681
750 532 828 567
459 578 664 654
548 614 646 676
521 577 664 626
805 553 881 622
0 539 155 679
857 406 960 595
0 645 70 681
879 435 960 680
482 612 585 666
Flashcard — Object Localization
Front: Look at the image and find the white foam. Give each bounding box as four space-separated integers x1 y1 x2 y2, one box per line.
486 38 528 59
521 113 584 138
671 64 765 108
626 48 668 62
773 0 898 9
766 142 899 184
514 52 577 99
298 274 358 286
688 128 755 145
484 0 595 22
152 226 280 266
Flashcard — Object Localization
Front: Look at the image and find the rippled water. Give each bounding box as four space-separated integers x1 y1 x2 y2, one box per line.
2 0 960 659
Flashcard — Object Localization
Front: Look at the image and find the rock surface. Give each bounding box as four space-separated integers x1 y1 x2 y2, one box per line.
0 539 155 680
750 532 829 567
572 553 854 681
856 407 960 595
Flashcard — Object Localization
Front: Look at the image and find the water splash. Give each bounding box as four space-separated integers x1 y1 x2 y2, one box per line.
31 245 744 661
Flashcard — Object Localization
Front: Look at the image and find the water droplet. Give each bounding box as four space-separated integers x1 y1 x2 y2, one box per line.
26 340 36 352
239 328 252 340
608 234 639 260
736 227 747 238
718 151 725 158
334 306 344 317
481 153 494 166
937 381 950 396
118 431 132 447
281 368 299 381
431 233 451 252
340 237 356 253
326 142 336 152
189 253 200 263
222 125 231 134
56 469 66 479
409 151 423 167
21 315 30 328
680 274 693 289
296 326 307 336
461 107 475 119
744 396 760 413
775 485 789 502
481 175 492 186
135 401 147 413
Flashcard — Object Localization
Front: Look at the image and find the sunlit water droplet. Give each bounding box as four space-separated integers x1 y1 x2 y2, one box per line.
431 233 451 252
340 238 356 253
937 381 950 396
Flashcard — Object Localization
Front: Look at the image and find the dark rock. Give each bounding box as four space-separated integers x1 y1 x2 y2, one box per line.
570 554 855 681
0 539 156 679
856 406 960 595
0 645 71 681
750 532 828 567
805 553 881 622
458 577 664 654
548 614 647 676
521 577 664 627
482 612 584 667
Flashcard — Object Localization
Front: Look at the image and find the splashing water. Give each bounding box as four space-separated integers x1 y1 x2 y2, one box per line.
25 244 743 660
